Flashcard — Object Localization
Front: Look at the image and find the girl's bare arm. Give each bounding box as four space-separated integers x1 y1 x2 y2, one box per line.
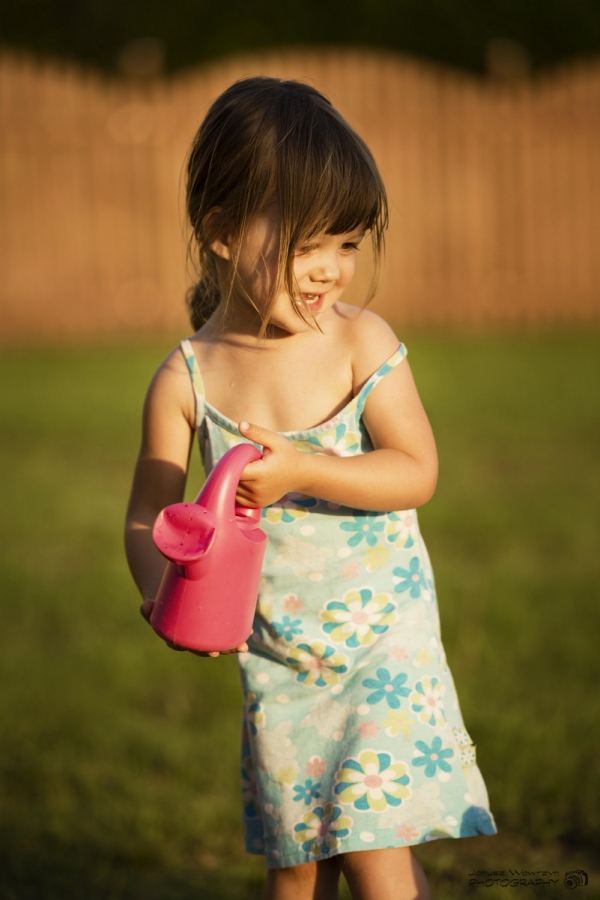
124 350 195 602
125 349 249 657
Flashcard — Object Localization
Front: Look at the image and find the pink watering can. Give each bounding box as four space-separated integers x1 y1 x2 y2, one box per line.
150 443 267 652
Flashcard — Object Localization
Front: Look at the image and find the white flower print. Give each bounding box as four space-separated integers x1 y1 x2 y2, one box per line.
300 697 355 739
378 781 445 829
384 509 419 549
256 721 298 777
272 535 334 577
409 677 447 727
393 602 432 647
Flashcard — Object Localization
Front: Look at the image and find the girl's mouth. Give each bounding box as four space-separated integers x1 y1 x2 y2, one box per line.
302 293 324 311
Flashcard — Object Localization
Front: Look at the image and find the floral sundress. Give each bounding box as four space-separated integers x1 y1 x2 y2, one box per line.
180 338 496 869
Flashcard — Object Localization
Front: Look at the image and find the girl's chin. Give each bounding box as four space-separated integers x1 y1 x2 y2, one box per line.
267 316 316 336
263 304 321 334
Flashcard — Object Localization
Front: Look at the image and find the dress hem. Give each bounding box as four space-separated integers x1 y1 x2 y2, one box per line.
247 814 498 869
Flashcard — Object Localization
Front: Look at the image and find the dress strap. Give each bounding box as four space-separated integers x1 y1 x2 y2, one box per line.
179 338 205 429
356 344 407 415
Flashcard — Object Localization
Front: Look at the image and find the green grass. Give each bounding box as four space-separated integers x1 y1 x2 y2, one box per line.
0 333 598 899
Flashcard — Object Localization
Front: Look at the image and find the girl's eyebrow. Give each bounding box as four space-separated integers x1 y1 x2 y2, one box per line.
325 229 366 240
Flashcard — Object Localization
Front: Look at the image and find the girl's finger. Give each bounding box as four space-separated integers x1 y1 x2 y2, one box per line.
239 420 281 450
207 643 248 656
140 598 154 623
235 491 259 507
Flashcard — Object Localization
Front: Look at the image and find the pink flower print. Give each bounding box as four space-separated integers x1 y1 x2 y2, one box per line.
283 593 305 614
394 824 420 842
340 561 361 580
306 755 327 778
388 645 409 663
357 719 381 738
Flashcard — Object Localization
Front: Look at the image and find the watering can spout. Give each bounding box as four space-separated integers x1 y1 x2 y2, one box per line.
153 503 217 571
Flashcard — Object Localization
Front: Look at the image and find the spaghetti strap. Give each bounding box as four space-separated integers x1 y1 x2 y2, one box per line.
356 343 407 415
179 339 205 429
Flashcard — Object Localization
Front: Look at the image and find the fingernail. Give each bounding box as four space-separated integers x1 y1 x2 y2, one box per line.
239 421 249 431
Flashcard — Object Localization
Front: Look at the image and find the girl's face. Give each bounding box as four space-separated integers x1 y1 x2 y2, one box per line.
226 209 365 334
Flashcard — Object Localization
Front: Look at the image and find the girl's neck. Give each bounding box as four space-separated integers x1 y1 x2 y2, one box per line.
201 301 326 347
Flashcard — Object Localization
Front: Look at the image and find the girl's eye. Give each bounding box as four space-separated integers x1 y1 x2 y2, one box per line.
295 238 362 255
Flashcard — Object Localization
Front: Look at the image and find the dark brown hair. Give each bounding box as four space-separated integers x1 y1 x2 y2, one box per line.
185 76 388 332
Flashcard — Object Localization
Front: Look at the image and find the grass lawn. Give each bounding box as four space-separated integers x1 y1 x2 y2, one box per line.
0 331 598 899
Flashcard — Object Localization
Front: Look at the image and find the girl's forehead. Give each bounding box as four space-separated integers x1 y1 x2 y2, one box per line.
253 207 367 239
327 226 367 237
309 226 368 241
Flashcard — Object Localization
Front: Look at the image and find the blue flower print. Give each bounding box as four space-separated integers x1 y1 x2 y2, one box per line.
393 557 426 598
293 779 322 805
412 736 454 778
286 641 349 689
293 802 353 856
362 668 410 709
340 513 385 547
246 693 266 736
241 755 261 820
272 615 303 642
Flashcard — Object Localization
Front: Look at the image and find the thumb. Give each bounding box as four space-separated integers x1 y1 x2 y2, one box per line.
238 420 282 451
140 598 154 623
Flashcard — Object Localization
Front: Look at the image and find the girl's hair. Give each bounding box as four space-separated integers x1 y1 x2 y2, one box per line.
185 76 388 332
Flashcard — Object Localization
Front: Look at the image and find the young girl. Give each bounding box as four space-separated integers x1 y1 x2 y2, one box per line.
125 76 496 900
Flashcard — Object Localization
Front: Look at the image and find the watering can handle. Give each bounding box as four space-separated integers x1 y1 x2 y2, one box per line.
234 504 262 525
197 443 262 522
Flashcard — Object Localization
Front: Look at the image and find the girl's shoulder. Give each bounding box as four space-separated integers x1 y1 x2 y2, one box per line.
334 304 403 394
144 344 197 431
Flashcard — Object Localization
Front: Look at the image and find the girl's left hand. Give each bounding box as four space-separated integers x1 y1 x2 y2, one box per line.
236 421 302 508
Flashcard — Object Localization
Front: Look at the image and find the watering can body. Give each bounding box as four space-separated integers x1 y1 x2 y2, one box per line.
150 443 267 652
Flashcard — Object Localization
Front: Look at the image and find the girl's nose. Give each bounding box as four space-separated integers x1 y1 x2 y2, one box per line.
311 254 339 282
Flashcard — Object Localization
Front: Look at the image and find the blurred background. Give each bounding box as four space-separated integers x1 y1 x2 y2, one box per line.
1 2 599 898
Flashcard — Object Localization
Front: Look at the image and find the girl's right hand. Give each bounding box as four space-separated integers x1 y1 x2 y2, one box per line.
139 599 249 658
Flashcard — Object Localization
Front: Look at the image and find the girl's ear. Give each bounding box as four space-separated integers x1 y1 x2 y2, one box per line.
204 208 231 260
210 234 231 260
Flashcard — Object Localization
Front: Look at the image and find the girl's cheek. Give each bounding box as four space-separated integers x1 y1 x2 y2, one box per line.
342 259 357 285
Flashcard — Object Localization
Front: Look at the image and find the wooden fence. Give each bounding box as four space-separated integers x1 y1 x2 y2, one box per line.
1 48 599 338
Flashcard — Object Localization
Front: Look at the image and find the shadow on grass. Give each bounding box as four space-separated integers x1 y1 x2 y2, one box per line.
0 829 266 900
